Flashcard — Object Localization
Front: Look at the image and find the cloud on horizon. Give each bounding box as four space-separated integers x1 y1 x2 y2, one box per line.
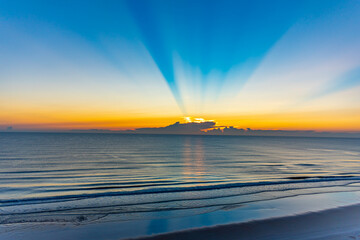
134 121 216 135
4 118 349 138
67 120 360 138
133 122 360 137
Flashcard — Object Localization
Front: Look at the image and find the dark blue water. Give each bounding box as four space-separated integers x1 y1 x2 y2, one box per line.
0 133 360 225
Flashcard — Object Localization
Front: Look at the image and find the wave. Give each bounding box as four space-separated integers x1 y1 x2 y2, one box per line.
1 175 359 207
2 185 360 225
1 176 360 225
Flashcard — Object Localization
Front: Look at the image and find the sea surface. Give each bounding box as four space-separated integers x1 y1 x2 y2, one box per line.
1 132 360 226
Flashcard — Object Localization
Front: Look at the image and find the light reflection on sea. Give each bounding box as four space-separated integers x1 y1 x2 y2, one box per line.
0 133 360 226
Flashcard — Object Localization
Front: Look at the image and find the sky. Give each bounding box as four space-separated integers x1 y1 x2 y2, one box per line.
1 0 360 132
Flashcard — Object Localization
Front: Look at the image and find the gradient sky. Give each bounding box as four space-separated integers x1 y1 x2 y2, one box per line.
1 0 360 131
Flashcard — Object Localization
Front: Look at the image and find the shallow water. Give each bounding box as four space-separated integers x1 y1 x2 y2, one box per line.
0 133 360 225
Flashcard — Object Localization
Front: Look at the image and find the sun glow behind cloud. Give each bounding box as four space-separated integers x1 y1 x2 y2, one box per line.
0 0 360 131
183 117 214 124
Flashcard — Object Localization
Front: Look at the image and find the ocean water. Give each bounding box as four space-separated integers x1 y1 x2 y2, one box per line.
1 133 360 226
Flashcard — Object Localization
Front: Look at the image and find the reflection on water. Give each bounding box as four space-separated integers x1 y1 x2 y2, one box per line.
147 218 168 235
1 133 360 226
183 137 205 179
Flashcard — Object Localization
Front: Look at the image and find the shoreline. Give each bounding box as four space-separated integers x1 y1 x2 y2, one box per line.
2 191 360 240
129 203 360 240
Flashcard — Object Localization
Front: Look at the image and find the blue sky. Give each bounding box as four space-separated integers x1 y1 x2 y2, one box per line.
0 0 360 130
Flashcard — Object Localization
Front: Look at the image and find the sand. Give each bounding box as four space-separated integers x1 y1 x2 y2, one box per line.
128 204 360 240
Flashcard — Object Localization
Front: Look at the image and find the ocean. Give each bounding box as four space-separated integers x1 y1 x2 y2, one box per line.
1 133 360 238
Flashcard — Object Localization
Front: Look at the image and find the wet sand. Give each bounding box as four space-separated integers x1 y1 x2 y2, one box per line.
129 203 360 240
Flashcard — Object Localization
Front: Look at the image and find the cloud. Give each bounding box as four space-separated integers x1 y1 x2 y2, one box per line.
205 126 360 138
134 121 216 135
128 121 360 138
65 119 360 138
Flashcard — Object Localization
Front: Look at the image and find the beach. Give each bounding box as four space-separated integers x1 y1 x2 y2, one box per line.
2 190 360 240
130 202 360 240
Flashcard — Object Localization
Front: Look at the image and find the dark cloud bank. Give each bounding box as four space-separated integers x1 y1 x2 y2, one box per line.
72 121 360 138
